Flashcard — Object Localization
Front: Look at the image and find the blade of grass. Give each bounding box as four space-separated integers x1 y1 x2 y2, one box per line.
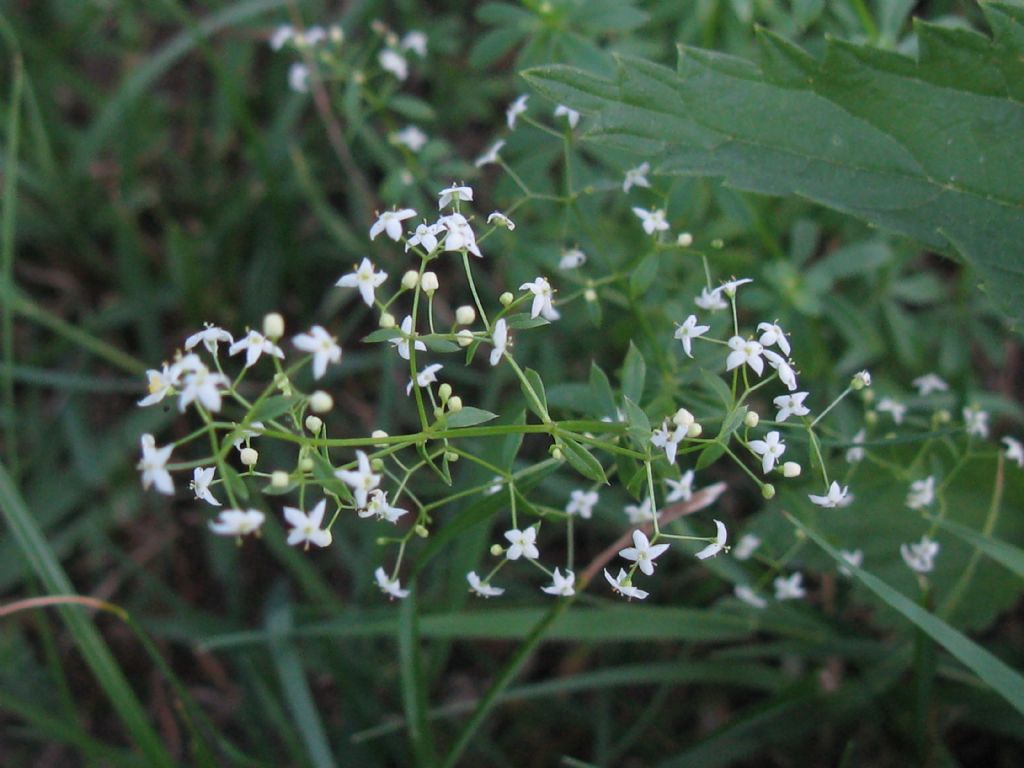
398 585 436 767
1 48 23 477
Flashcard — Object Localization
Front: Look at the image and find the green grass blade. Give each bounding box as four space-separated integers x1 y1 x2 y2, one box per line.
1 49 23 477
398 587 436 766
925 514 1024 579
0 462 176 766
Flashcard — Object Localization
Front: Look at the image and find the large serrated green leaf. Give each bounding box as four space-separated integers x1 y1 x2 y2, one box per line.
524 7 1024 330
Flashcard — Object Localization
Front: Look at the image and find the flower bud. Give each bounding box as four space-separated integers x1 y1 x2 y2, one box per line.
329 25 344 43
262 312 285 340
445 451 459 462
761 483 775 499
305 415 323 433
433 406 445 420
584 288 597 302
414 524 429 538
447 395 463 413
782 461 801 478
240 447 259 467
711 238 724 249
865 410 878 427
499 291 513 307
300 457 314 472
490 544 504 556
677 232 694 247
379 312 396 329
401 270 420 290
744 410 760 429
673 408 695 428
935 409 951 424
371 457 384 471
455 305 476 325
551 446 564 461
852 370 872 390
438 383 452 402
456 329 474 347
421 271 439 295
309 390 333 413
271 470 290 488
686 422 703 438
371 429 389 446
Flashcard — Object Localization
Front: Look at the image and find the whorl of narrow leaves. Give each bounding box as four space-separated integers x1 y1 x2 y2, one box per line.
524 2 1024 331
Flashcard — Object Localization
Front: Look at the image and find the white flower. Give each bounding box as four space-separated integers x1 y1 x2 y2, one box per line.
337 257 388 306
228 330 284 369
209 509 265 538
190 467 220 506
439 213 482 257
486 211 515 230
808 481 853 508
288 62 309 93
138 434 174 495
231 422 265 450
674 315 709 358
733 534 761 561
541 568 576 596
694 287 727 311
901 536 939 574
604 568 648 600
665 470 695 503
475 139 505 167
650 419 685 465
694 519 728 560
559 248 586 270
284 499 333 549
757 321 791 356
624 497 655 524
406 222 444 253
467 571 504 598
774 572 806 600
361 489 409 524
906 476 936 510
749 431 786 474
734 585 767 609
553 104 579 128
335 450 381 508
719 278 753 297
877 397 907 425
1002 436 1024 468
632 207 668 235
762 350 798 391
296 26 326 47
484 475 503 495
138 363 177 407
400 30 427 56
504 527 539 561
177 360 229 413
963 405 989 438
773 392 809 422
623 162 650 193
520 277 560 321
390 125 428 152
184 324 234 356
912 373 948 396
292 326 342 380
838 549 863 577
375 567 410 599
506 94 528 129
846 429 866 463
391 316 427 361
407 363 443 395
566 489 598 519
438 183 474 210
620 530 670 575
270 24 294 50
378 48 408 80
370 208 416 242
489 319 507 366
726 336 765 376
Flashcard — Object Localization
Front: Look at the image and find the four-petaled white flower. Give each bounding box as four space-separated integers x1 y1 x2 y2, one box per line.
623 162 651 193
375 567 410 599
390 125 428 153
963 405 989 438
407 222 444 253
229 330 284 369
619 529 670 575
632 207 668 235
504 527 539 561
231 421 265 450
808 481 853 508
378 48 408 80
694 519 728 560
674 315 709 358
846 428 866 463
138 363 177 408
694 287 728 311
718 278 753 297
901 536 939 574
541 567 576 596
566 489 598 519
774 572 806 600
177 358 229 413
876 397 907 425
292 326 342 380
604 568 648 600
838 549 863 577
138 434 174 495
520 277 560 321
757 321 791 356
185 324 234 356
475 139 505 167
734 585 767 609
337 258 388 307
726 336 765 376
400 30 427 56
773 392 809 422
1003 436 1024 468
906 476 936 510
438 184 474 210
624 497 655 524
209 508 265 538
370 208 416 242
391 315 427 361
407 363 443 395
284 499 333 549
467 571 505 597
190 467 220 506
553 104 580 128
506 94 528 129
490 319 508 366
912 373 948 396
733 534 760 561
650 419 685 465
749 431 786 474
335 450 381 509
559 248 586 269
439 213 482 257
665 469 695 503
486 211 515 230
762 349 797 391
361 489 409 524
